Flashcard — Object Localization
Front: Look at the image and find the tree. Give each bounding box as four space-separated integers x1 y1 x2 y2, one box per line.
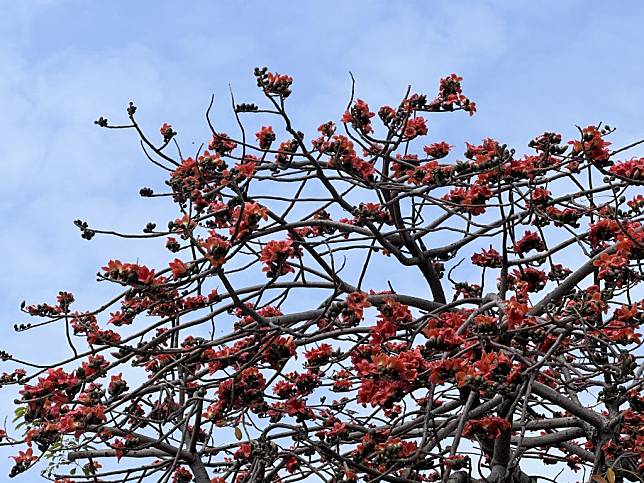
1 67 643 483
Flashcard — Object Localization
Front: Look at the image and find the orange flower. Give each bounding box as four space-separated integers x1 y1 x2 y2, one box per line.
169 258 189 279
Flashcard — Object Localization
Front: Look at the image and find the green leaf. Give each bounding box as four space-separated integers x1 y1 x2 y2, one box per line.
13 406 27 423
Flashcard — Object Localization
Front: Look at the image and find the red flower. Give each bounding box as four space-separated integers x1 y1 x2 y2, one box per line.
166 236 180 252
273 380 296 399
371 299 412 344
465 138 499 164
317 134 376 181
108 373 128 396
262 336 296 369
378 105 396 125
610 157 644 180
86 328 121 346
234 160 256 179
627 194 644 211
443 184 493 215
317 121 335 137
504 297 529 329
305 344 334 367
591 319 641 345
508 267 547 294
172 467 193 483
264 71 293 97
11 447 36 465
173 213 197 234
588 219 619 247
471 247 502 268
463 416 511 440
423 141 452 158
285 456 299 473
260 239 298 277
101 260 158 285
229 202 268 239
208 132 237 155
593 252 629 285
568 125 611 163
355 351 424 408
56 291 74 309
433 73 476 115
353 202 391 225
234 442 252 460
284 397 311 417
514 231 545 254
199 231 231 267
544 206 582 227
344 292 371 323
531 187 551 205
160 123 176 142
255 126 276 149
403 117 428 139
169 258 189 280
423 326 465 350
342 99 375 134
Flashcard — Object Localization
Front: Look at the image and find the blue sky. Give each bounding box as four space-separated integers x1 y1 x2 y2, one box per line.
1 0 644 480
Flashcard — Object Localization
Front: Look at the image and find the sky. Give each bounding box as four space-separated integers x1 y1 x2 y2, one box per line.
1 0 644 480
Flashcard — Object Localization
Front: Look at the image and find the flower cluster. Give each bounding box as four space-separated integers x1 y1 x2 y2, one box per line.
610 157 644 180
471 247 502 268
391 155 448 186
342 292 371 325
255 67 293 97
465 138 500 165
229 202 269 239
543 206 582 227
371 298 412 344
304 343 335 368
508 267 548 297
443 184 493 215
593 252 630 287
203 367 267 424
199 231 231 268
208 132 237 156
101 260 159 286
430 74 476 115
355 349 426 408
424 141 452 158
568 125 611 163
342 99 375 133
315 134 375 180
255 126 276 149
403 116 428 139
260 239 300 277
352 202 391 226
463 416 511 440
514 231 545 254
588 219 620 247
262 336 296 369
159 123 176 142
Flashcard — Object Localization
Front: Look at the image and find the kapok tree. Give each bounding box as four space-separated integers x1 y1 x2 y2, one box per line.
1 68 643 483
